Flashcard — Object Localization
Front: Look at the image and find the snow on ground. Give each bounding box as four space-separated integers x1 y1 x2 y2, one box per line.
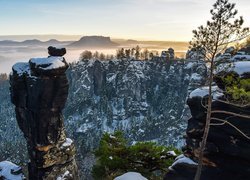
189 86 224 100
215 61 250 76
167 150 177 156
169 154 197 170
114 172 148 180
0 161 24 180
30 56 65 70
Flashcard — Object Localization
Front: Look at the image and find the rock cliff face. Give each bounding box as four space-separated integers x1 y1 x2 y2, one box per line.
0 58 207 178
9 48 79 180
65 59 207 154
165 61 250 180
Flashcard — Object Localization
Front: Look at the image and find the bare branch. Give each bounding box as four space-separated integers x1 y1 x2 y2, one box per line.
211 110 250 119
211 117 250 140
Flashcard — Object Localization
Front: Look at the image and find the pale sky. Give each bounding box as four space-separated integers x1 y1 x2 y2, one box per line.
0 0 250 41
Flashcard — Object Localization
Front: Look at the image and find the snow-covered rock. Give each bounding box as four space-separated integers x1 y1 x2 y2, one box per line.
169 154 197 170
231 54 250 61
215 61 250 77
29 56 66 70
189 86 224 100
114 172 148 180
0 161 25 180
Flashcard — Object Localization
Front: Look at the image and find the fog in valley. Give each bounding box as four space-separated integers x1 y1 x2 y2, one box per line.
0 38 188 74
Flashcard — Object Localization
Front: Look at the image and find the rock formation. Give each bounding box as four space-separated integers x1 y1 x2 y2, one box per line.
165 61 250 180
9 47 79 180
48 46 66 57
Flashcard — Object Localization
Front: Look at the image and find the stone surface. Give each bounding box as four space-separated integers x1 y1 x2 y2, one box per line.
9 48 79 180
48 46 66 57
165 63 250 179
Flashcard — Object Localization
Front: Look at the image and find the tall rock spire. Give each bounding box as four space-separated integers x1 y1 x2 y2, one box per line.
10 47 79 180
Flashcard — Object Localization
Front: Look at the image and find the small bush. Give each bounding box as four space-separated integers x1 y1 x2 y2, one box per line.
222 75 250 105
92 131 181 180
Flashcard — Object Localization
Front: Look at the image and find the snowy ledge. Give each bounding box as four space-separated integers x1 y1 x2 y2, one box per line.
215 61 250 77
12 62 30 77
189 86 224 100
29 56 66 70
169 154 197 170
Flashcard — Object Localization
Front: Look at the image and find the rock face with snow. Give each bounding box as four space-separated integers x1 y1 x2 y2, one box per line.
0 58 207 178
9 48 79 180
0 161 25 180
186 48 205 60
64 59 207 155
165 62 250 180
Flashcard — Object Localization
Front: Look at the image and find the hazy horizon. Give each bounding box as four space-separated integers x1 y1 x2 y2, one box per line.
0 34 189 42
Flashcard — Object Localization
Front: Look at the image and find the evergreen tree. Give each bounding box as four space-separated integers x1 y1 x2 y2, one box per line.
189 0 249 179
93 51 100 59
135 45 141 60
80 50 93 60
92 131 180 180
99 53 105 60
125 49 131 59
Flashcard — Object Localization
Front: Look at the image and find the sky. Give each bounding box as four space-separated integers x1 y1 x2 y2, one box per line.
0 0 250 41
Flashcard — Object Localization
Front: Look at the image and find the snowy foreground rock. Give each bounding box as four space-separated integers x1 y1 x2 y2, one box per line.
0 161 25 180
114 172 148 180
165 61 250 180
10 47 79 180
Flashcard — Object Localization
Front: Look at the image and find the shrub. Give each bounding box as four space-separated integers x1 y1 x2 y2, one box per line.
222 75 250 105
92 131 181 180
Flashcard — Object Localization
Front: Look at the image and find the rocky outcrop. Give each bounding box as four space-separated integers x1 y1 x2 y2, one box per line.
9 47 79 180
165 62 250 180
48 46 66 57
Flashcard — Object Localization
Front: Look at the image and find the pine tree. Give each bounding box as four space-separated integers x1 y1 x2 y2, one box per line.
80 50 93 60
92 131 180 179
135 45 141 60
189 0 249 179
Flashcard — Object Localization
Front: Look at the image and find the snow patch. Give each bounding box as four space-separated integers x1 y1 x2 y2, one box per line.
189 86 223 100
114 172 148 180
215 61 250 76
169 154 197 170
167 150 177 156
62 138 73 147
30 56 65 70
12 62 30 76
0 161 24 180
56 170 72 180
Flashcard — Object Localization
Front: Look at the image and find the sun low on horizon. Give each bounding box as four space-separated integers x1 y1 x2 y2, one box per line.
0 0 250 41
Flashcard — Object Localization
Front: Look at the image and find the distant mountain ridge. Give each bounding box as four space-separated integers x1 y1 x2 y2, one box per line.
0 39 72 46
68 36 119 48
